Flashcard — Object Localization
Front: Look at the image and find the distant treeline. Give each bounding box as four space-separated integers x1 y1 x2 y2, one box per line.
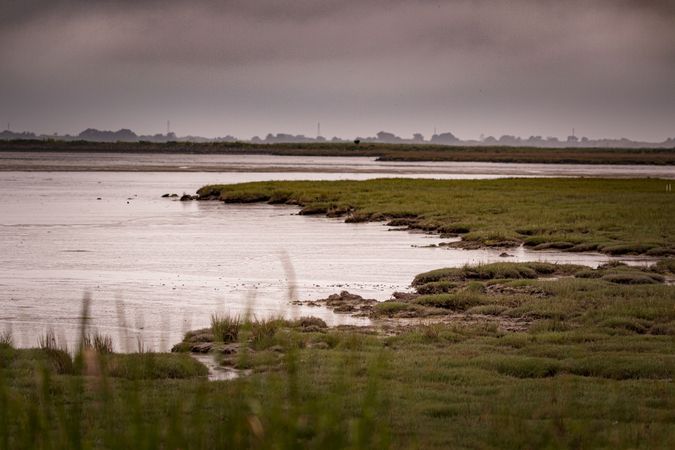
3 127 675 148
0 140 674 165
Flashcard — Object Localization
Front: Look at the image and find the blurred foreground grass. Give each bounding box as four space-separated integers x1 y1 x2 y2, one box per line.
2 261 674 449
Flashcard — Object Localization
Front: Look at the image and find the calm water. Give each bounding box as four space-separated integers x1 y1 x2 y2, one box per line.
1 151 674 178
0 165 658 351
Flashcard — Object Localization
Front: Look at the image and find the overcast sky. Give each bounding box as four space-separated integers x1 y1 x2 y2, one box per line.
1 0 674 140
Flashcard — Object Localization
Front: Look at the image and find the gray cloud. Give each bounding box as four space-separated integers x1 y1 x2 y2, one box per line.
1 0 674 140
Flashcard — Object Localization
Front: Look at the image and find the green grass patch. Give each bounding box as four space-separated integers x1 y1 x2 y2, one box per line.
105 353 208 379
198 178 675 255
471 355 562 378
566 354 675 380
414 292 489 311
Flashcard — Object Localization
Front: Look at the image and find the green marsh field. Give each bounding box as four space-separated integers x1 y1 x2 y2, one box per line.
199 178 674 256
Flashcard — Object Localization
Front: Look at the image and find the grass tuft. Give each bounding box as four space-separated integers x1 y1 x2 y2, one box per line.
82 331 114 353
0 330 12 347
210 314 242 343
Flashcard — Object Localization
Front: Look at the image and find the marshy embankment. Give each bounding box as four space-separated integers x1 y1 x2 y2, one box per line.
198 177 675 257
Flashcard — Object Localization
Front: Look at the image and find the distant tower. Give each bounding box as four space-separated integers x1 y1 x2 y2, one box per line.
572 128 575 138
433 126 437 136
317 121 321 138
167 120 171 135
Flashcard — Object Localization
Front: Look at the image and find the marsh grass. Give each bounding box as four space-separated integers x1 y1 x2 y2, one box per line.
198 178 674 256
211 314 242 343
37 329 60 351
82 331 114 354
208 314 331 350
0 331 11 347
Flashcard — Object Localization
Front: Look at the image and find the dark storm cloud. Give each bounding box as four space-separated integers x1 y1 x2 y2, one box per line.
1 0 674 140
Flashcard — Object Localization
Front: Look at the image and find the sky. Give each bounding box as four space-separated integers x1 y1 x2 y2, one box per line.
1 0 674 141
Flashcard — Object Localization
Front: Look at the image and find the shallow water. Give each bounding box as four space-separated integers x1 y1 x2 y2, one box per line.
0 170 656 351
1 152 674 178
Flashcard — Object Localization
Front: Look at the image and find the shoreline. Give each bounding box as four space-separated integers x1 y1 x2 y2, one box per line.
195 195 667 260
2 164 675 179
193 178 675 258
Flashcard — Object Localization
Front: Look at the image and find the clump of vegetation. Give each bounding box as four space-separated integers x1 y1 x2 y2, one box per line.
414 292 489 311
37 329 60 351
412 262 581 285
82 331 114 353
575 261 668 285
601 272 662 284
211 314 242 342
415 280 459 294
0 329 12 347
175 315 331 354
294 316 328 330
471 355 562 378
105 353 208 379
